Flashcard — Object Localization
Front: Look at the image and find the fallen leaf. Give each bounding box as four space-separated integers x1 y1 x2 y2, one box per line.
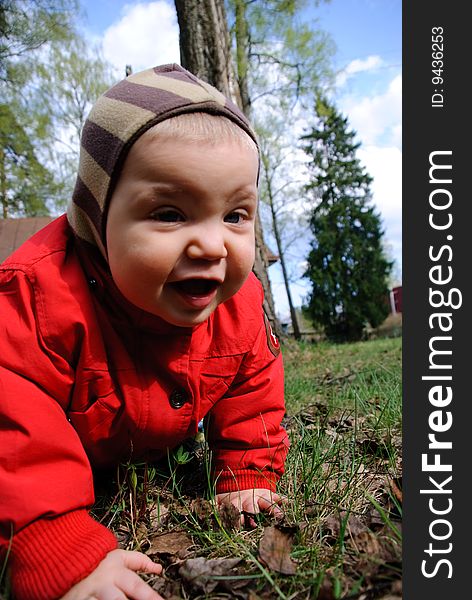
248 592 264 600
258 525 297 575
352 530 381 555
322 512 368 540
149 503 170 529
190 497 214 522
151 575 183 599
388 476 403 503
114 527 130 549
148 530 193 559
178 556 242 594
316 578 335 600
218 500 241 530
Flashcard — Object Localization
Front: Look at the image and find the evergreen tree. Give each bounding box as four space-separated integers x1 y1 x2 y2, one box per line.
302 98 392 342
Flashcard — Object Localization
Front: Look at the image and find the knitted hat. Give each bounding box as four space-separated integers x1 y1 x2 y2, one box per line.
67 63 258 258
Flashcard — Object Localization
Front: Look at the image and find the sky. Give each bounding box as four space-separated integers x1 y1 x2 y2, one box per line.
78 0 402 320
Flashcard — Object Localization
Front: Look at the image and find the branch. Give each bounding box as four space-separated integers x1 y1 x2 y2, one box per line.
250 51 301 71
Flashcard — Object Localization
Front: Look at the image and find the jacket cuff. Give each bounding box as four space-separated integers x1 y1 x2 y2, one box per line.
10 509 118 600
214 469 279 494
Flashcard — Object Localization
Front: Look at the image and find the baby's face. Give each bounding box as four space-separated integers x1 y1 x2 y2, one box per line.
106 133 259 327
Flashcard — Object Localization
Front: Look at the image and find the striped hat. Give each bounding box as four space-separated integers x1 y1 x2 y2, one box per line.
67 63 258 258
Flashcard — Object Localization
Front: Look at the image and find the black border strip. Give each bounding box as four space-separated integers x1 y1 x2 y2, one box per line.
403 2 469 596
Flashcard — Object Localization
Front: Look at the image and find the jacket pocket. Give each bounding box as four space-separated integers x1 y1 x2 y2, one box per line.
198 355 241 405
68 369 116 413
67 389 125 466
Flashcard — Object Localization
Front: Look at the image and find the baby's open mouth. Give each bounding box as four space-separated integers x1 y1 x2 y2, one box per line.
170 279 220 297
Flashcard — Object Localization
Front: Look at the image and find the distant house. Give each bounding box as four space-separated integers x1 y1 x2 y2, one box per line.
390 285 402 314
0 217 55 263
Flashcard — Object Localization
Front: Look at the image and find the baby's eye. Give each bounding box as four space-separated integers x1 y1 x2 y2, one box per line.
150 209 185 223
224 211 244 224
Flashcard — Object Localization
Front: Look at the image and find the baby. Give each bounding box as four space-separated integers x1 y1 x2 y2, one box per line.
0 64 288 599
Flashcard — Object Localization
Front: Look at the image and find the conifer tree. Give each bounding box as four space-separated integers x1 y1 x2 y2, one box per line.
302 98 392 341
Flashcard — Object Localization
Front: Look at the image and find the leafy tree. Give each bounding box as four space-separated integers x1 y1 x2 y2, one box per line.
228 0 335 117
1 2 114 216
302 98 392 342
0 0 77 84
228 1 335 332
258 114 308 339
0 104 58 217
32 35 114 202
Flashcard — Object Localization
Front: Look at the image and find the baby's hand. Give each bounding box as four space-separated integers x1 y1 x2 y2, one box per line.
60 549 163 600
215 488 287 528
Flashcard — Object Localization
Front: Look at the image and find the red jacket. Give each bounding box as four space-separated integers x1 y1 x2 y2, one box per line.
0 216 288 599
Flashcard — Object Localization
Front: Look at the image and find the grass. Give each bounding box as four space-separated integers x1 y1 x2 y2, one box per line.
95 336 402 599
1 336 402 599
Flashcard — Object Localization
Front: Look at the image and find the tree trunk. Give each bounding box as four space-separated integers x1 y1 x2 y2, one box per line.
175 0 236 100
174 0 281 336
0 146 7 218
234 0 251 116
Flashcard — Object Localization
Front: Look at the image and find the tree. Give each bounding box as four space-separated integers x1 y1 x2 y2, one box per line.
228 0 334 334
32 35 114 202
0 0 77 84
1 2 114 217
175 0 335 335
174 0 239 101
0 104 57 217
302 98 392 342
228 0 334 115
258 115 304 340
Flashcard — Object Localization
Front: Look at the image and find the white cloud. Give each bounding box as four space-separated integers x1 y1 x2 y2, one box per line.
358 144 402 269
358 146 401 219
337 72 402 272
336 55 384 87
340 74 402 148
102 1 180 75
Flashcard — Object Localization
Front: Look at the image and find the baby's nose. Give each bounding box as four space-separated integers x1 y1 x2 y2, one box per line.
186 226 228 260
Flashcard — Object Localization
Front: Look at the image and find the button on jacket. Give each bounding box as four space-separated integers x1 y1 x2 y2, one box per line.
0 216 288 600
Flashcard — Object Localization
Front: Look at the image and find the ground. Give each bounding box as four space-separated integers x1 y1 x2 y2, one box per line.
0 336 401 599
92 336 402 600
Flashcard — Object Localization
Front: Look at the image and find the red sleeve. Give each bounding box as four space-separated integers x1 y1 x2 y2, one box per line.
0 269 117 599
206 285 289 494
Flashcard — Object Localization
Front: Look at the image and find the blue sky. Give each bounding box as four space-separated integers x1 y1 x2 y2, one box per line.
78 0 402 318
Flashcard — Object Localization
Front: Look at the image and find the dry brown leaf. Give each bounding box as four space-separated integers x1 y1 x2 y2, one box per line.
258 525 297 575
190 497 214 522
323 512 368 540
316 577 336 600
388 476 403 503
149 503 170 529
150 576 183 599
148 530 193 559
218 500 241 530
248 592 263 600
178 556 242 594
353 530 381 555
357 437 386 456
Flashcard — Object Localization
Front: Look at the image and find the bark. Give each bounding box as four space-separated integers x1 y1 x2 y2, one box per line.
175 0 241 103
0 146 7 218
174 0 281 336
234 0 251 116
